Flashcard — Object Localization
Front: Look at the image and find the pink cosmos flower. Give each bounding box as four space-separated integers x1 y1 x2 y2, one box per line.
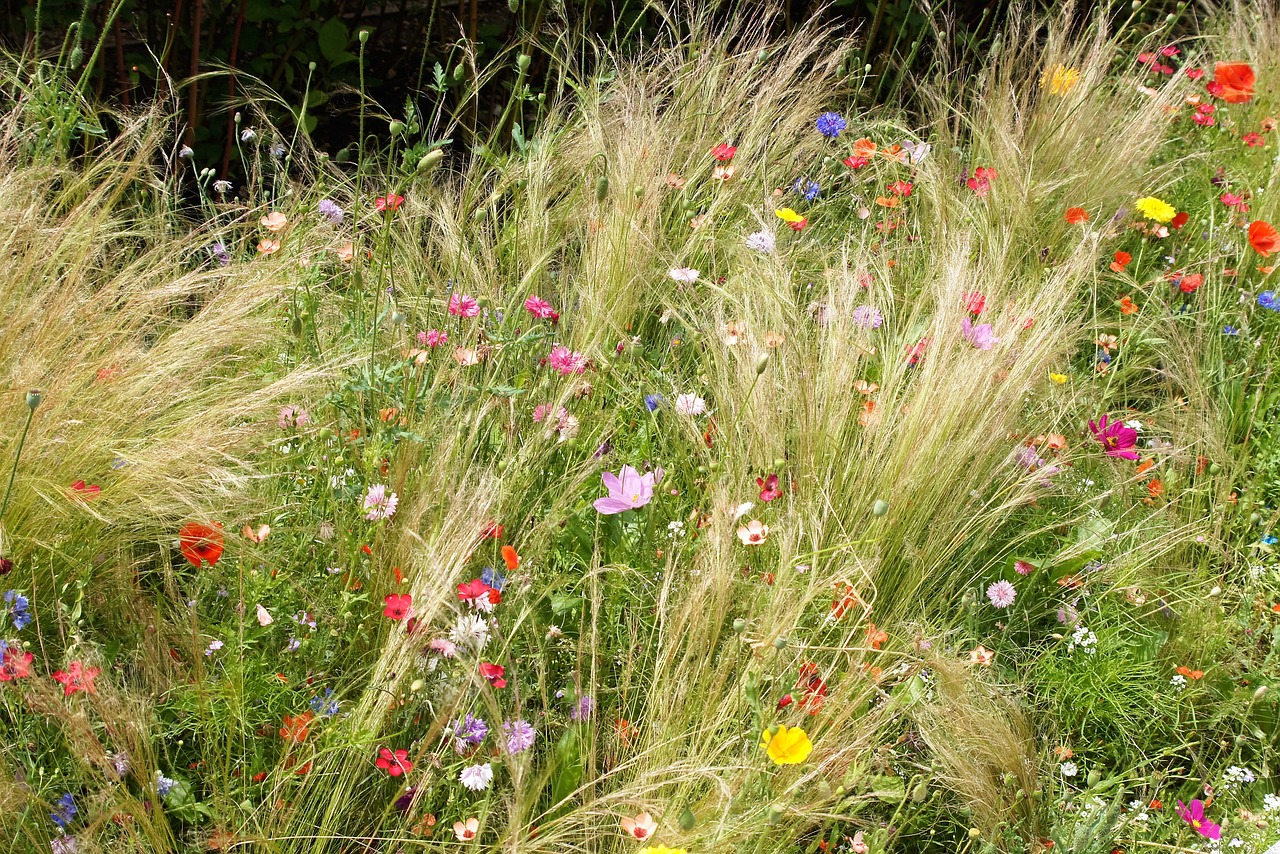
1177 799 1221 840
524 295 560 322
1089 414 1140 460
961 317 999 350
546 345 587 376
594 465 663 514
449 293 480 318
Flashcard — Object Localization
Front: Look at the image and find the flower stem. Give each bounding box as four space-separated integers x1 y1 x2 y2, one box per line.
0 407 35 525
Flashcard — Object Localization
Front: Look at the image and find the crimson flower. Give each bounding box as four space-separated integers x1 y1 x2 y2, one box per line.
1177 799 1221 840
179 522 224 567
479 662 507 688
375 194 405 213
710 143 736 161
376 747 413 776
1089 414 1139 460
757 474 782 502
69 480 101 499
0 647 34 680
52 660 101 696
456 579 491 603
383 593 412 620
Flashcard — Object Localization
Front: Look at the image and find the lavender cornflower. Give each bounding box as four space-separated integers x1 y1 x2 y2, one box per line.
502 719 536 754
570 695 594 722
209 242 230 266
745 230 776 254
317 199 345 225
156 771 177 797
453 713 489 753
850 305 884 329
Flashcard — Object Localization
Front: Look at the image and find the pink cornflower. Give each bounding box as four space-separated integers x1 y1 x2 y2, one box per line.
449 293 480 318
418 329 448 347
429 638 457 657
524 295 560 322
546 345 587 376
363 484 399 520
1089 414 1140 460
987 580 1016 608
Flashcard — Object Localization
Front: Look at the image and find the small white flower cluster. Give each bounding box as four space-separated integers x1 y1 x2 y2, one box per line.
1128 799 1150 822
667 519 686 539
1262 792 1280 813
1067 625 1098 654
1170 673 1188 691
1220 765 1256 791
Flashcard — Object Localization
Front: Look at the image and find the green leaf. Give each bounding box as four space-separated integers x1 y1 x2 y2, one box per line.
318 17 350 63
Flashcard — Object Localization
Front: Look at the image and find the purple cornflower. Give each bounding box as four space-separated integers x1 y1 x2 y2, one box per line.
209 242 230 266
318 199 344 225
850 305 883 329
987 580 1016 608
502 719 536 753
815 112 847 138
570 695 594 722
453 713 489 753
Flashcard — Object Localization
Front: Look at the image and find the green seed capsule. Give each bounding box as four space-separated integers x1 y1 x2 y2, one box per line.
872 499 890 516
596 175 609 202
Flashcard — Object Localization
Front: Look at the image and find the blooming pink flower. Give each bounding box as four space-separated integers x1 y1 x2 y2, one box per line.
962 291 986 314
546 345 587 376
1177 799 1221 840
987 580 1016 608
524 295 560 322
594 465 663 514
757 473 782 502
961 317 999 350
376 747 413 776
363 484 398 520
418 329 448 347
1089 414 1140 460
449 293 480 317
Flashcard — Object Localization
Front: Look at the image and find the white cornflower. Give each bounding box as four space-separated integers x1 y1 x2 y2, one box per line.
674 393 706 416
459 762 494 791
1060 761 1079 777
450 614 490 651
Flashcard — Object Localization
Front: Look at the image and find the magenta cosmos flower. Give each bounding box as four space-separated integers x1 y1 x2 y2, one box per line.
1089 414 1140 460
1176 799 1221 840
593 465 663 514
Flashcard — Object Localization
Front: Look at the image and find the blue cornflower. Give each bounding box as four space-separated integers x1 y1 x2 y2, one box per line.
793 178 820 201
4 590 31 631
317 199 345 226
1259 290 1279 311
815 111 847 138
1224 325 1239 336
50 793 77 830
1263 534 1278 546
480 565 506 592
156 772 177 797
644 393 665 412
309 688 340 717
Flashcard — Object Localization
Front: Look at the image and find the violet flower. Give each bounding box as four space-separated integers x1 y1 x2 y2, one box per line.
1176 799 1221 840
593 466 663 515
1089 414 1140 460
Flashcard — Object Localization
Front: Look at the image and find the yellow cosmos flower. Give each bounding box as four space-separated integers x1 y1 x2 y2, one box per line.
774 208 805 223
1134 196 1176 223
639 847 688 854
761 724 813 765
1048 372 1068 385
1041 64 1081 94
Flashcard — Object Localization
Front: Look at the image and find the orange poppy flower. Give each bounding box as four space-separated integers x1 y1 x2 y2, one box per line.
1135 458 1155 475
1110 251 1132 272
1146 478 1163 498
1118 295 1138 314
1065 206 1089 224
852 138 877 158
502 545 520 571
179 522 224 567
1176 665 1204 680
865 622 887 650
1248 220 1279 257
280 712 314 743
1213 62 1255 103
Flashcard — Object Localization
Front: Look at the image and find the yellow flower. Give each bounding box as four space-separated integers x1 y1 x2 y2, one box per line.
639 847 688 854
1048 372 1068 385
1134 196 1176 223
774 208 805 223
761 724 813 765
1041 64 1081 95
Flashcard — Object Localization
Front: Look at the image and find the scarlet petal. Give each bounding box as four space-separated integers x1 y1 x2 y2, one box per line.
1249 220 1279 257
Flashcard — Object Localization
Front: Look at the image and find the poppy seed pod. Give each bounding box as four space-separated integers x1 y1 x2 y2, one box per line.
773 636 787 650
596 176 609 202
732 618 746 633
358 29 370 44
26 390 41 411
872 499 889 516
516 54 531 73
767 803 785 824
417 149 444 174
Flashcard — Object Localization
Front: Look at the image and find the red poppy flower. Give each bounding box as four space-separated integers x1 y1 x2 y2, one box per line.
69 480 101 499
179 522 224 567
1064 206 1089 224
501 545 520 571
280 711 314 743
0 647 33 681
481 521 503 540
375 194 405 213
1212 62 1255 103
52 660 101 696
1118 295 1138 314
456 579 491 603
842 155 870 169
383 593 412 620
1248 220 1279 257
1243 132 1265 147
1170 211 1189 229
376 747 413 776
757 474 782 502
479 662 507 688
1110 251 1132 272
710 143 736 161
1178 273 1203 294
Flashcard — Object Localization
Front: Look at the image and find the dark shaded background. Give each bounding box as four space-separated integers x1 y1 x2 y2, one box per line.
3 0 1179 174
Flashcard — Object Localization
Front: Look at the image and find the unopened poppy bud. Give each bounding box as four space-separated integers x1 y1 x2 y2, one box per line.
1255 686 1268 700
358 29 370 44
390 310 405 326
417 149 444 174
389 120 406 136
755 353 769 375
516 53 531 72
309 61 317 72
912 782 928 802
679 807 696 830
767 803 785 824
508 0 519 11
70 46 83 68
1087 769 1102 787
773 636 787 650
410 679 424 692
453 63 465 82
733 618 746 633
472 207 488 222
1208 463 1221 475
872 499 889 516
596 176 609 202
26 390 41 411
634 186 644 199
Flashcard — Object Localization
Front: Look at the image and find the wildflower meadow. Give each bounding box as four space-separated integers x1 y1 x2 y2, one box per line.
3 2 1280 852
